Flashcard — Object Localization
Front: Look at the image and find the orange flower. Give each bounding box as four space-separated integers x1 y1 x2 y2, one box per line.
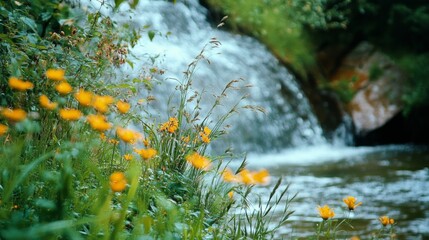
379 216 395 226
100 133 107 141
159 117 179 133
222 168 238 183
318 205 335 220
109 172 127 192
143 138 150 147
343 196 362 211
59 109 82 121
238 169 254 185
123 154 133 161
116 127 140 143
39 95 58 110
135 148 157 160
46 69 65 81
0 124 8 136
93 95 114 113
185 152 211 170
181 136 190 144
1 108 27 122
8 77 34 91
74 89 92 107
228 191 234 199
55 82 73 95
116 101 130 114
252 169 270 184
86 114 111 132
199 126 211 143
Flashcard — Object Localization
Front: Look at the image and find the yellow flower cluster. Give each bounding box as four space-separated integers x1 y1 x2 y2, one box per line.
222 168 270 185
109 172 127 192
185 152 211 170
159 117 179 133
379 216 395 226
199 126 211 143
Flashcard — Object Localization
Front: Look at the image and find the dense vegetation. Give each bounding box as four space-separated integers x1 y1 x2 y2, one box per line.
202 0 429 114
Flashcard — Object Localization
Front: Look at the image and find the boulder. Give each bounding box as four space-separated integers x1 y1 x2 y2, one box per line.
331 42 406 135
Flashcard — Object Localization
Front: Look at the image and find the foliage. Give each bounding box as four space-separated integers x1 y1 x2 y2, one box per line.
203 0 429 114
203 0 350 79
398 53 429 115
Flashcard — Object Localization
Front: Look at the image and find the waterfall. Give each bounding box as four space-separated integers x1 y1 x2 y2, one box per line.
101 0 327 153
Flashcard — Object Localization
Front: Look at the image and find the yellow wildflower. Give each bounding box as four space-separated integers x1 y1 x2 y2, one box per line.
39 95 58 110
228 191 234 199
86 114 111 132
123 154 133 161
109 172 127 192
318 205 335 220
74 89 92 107
1 108 27 122
199 126 211 143
8 77 34 91
100 133 107 141
109 139 119 145
203 126 211 135
185 152 211 170
379 216 395 226
252 169 270 184
116 101 130 114
55 82 73 95
0 124 8 136
159 117 179 133
135 148 157 160
238 169 254 185
343 196 362 211
182 136 190 144
222 168 238 182
116 127 140 143
59 108 82 121
143 138 150 147
46 69 65 81
93 95 114 113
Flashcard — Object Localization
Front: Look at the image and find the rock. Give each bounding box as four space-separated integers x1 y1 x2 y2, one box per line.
331 42 406 134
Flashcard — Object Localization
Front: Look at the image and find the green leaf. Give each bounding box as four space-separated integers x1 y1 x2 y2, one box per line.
148 30 155 41
20 16 37 33
126 59 134 69
114 0 126 9
130 0 139 9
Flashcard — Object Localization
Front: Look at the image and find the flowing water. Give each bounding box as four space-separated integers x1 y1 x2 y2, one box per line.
87 0 429 238
242 145 429 239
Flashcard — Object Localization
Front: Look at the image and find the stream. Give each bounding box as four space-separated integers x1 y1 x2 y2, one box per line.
244 145 429 239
